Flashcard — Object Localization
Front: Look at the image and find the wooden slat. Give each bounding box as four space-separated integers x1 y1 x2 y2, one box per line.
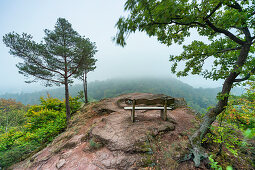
124 97 174 122
124 107 173 110
125 98 174 106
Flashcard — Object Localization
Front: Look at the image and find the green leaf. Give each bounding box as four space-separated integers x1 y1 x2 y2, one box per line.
226 166 233 170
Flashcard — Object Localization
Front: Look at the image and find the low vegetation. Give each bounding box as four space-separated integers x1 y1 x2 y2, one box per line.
0 96 81 168
0 99 28 133
0 81 254 169
202 82 255 169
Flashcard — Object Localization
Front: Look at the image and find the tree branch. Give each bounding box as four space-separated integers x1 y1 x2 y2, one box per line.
234 67 255 82
204 2 222 20
18 50 65 77
67 54 89 78
30 74 64 84
216 46 242 54
147 20 206 28
146 3 243 45
204 19 245 45
226 1 252 40
197 1 246 45
46 58 65 72
251 36 255 43
226 1 242 12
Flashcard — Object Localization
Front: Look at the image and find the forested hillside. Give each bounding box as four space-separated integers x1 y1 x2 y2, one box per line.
0 78 244 113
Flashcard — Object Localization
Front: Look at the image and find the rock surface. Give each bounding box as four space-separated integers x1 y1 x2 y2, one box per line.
11 93 199 170
91 112 175 152
56 159 66 169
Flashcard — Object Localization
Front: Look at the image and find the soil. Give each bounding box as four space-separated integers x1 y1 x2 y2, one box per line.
10 93 204 170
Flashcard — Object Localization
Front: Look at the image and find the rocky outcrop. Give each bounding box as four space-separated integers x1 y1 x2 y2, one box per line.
11 93 199 170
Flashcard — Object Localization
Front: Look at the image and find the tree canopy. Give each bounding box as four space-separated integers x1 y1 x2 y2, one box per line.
114 0 255 167
74 37 97 103
3 18 96 122
115 0 255 81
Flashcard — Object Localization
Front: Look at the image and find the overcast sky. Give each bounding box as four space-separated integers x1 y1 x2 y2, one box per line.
0 0 224 93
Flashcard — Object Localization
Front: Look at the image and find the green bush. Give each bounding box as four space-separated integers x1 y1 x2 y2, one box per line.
68 96 82 113
0 96 81 168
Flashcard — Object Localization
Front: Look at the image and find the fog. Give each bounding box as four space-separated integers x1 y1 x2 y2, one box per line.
0 0 223 94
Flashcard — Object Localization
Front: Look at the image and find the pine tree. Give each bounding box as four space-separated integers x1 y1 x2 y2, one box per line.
3 18 96 123
74 37 97 103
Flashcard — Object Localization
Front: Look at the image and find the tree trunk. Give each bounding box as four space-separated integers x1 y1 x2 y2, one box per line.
189 44 251 167
64 78 71 123
85 71 88 104
83 70 88 104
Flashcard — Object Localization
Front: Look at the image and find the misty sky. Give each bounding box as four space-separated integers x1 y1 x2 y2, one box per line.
0 0 224 93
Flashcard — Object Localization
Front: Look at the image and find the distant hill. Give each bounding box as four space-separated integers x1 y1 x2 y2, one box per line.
0 77 244 113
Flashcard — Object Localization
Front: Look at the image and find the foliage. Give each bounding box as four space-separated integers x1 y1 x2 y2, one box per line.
0 99 27 133
0 96 81 168
114 0 255 81
208 155 234 170
203 81 255 168
73 37 97 104
3 17 96 122
77 90 85 103
114 0 255 166
225 81 255 137
74 37 97 78
3 18 82 87
205 124 242 157
208 155 223 170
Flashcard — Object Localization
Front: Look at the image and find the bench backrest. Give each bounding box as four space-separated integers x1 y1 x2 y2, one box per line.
125 98 174 106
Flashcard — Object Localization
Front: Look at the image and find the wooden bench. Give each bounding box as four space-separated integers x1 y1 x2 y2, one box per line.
124 98 174 122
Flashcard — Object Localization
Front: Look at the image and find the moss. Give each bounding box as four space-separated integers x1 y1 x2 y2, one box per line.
140 154 156 168
134 141 152 153
88 137 103 151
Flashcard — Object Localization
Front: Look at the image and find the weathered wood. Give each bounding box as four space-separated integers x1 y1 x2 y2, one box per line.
125 98 174 122
131 99 135 122
163 99 167 121
160 110 164 119
125 98 174 106
124 107 173 110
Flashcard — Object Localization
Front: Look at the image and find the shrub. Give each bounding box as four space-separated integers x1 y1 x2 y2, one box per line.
0 95 81 168
203 82 255 168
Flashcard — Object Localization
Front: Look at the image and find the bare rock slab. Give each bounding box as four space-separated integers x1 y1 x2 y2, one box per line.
91 112 175 153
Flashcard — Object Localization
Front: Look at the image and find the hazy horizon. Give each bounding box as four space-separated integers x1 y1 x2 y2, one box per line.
0 76 234 95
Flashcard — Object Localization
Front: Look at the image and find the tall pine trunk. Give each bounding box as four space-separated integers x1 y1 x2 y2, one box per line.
85 71 88 104
190 44 251 167
83 70 88 104
64 77 71 123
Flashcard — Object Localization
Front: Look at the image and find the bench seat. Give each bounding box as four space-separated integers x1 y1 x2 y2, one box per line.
124 107 173 110
124 97 174 122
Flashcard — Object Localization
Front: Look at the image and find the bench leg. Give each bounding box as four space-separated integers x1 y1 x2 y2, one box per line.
163 99 167 121
163 108 167 121
131 110 135 122
131 99 135 122
160 110 164 119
